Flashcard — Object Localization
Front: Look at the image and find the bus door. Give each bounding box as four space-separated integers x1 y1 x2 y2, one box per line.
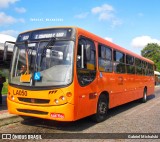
76 37 98 118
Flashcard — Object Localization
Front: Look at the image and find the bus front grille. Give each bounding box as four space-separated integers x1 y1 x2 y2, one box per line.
18 97 50 104
17 109 48 115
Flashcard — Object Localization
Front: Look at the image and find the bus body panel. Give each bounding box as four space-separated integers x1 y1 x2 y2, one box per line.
7 83 76 121
7 98 75 121
74 75 99 120
76 27 154 110
96 73 154 109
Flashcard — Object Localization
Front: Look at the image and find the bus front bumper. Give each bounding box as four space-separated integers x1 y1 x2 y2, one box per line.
7 98 75 121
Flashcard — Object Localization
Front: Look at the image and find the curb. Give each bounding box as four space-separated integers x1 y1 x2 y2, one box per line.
0 112 23 127
0 95 23 127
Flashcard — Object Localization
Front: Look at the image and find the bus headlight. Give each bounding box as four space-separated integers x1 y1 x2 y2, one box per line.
59 96 65 101
11 96 15 101
54 99 59 104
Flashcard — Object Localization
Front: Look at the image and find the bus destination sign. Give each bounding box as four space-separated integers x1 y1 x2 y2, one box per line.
17 29 72 42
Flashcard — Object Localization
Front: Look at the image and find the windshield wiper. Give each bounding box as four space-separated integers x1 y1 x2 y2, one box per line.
24 41 30 74
28 46 34 72
40 37 56 67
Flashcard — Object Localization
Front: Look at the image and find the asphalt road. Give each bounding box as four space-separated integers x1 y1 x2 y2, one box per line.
1 87 160 141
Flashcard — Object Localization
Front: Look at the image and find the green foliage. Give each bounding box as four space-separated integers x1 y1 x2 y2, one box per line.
2 80 8 95
0 68 9 79
0 69 9 95
141 43 160 71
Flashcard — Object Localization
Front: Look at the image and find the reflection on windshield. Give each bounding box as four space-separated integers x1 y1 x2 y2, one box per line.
10 41 74 86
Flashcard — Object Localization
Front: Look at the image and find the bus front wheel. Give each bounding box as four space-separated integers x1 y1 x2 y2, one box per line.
91 94 108 122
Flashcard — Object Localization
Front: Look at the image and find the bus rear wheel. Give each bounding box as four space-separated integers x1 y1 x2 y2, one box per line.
91 94 108 122
141 88 147 103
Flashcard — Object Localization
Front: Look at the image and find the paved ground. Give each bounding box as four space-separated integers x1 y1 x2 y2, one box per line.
0 88 160 141
0 95 23 127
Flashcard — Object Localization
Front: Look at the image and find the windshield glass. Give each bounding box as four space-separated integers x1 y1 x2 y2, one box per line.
10 41 74 87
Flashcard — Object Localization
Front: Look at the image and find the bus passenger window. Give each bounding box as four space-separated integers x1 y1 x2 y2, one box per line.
113 50 126 73
98 45 113 72
135 58 143 75
126 55 135 74
147 63 154 76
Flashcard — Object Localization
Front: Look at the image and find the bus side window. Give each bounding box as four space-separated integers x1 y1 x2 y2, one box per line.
126 55 135 74
98 45 112 72
135 58 142 75
113 50 126 73
148 63 154 76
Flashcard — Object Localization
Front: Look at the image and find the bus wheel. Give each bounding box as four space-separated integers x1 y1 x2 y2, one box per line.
141 88 147 103
91 94 108 122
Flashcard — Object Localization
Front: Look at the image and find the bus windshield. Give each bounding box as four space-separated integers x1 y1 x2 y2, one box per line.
10 40 74 87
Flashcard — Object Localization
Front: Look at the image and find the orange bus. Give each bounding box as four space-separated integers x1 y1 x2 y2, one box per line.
4 27 154 122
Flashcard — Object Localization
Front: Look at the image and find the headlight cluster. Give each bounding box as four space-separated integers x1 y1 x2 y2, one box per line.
54 96 66 104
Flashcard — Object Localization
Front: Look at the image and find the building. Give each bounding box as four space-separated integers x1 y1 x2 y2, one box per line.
0 34 16 68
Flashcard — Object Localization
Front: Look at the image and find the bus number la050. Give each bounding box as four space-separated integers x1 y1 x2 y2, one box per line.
13 89 27 96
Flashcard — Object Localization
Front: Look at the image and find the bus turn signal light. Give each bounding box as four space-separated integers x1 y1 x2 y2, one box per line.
66 92 72 97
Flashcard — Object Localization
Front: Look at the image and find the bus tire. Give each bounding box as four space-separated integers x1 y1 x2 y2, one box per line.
141 88 147 103
91 94 108 123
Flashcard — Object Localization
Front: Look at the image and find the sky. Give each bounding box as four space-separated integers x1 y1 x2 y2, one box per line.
0 0 160 55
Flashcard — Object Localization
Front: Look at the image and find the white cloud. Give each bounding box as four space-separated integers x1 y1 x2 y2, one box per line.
131 36 160 49
91 4 114 14
104 37 113 42
91 4 114 21
75 12 89 19
0 12 25 25
15 7 26 13
99 12 114 21
0 30 19 37
0 12 16 24
91 4 122 27
0 0 19 9
111 19 122 27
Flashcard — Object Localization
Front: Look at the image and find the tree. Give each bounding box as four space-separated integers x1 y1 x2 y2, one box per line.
141 43 160 71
